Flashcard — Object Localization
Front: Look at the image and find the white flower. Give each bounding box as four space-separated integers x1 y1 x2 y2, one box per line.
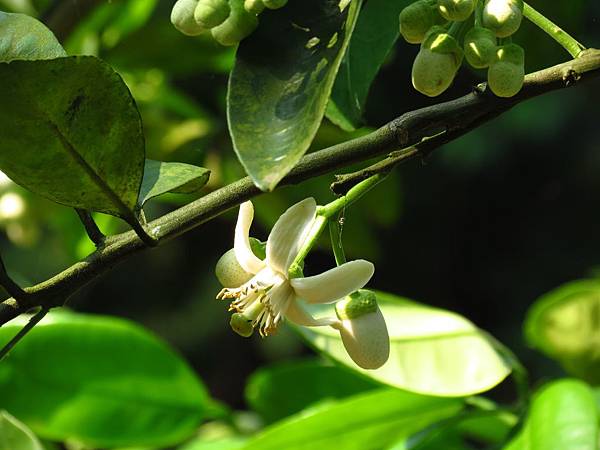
216 198 375 337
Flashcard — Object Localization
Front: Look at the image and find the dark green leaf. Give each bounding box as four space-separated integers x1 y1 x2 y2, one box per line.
503 379 598 450
241 388 462 450
0 310 212 448
139 159 210 206
296 291 511 396
524 279 600 383
0 11 66 62
0 411 43 450
227 0 362 191
0 56 145 219
245 359 378 424
327 0 409 131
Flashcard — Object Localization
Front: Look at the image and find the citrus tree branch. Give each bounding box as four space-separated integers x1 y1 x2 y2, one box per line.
0 49 599 326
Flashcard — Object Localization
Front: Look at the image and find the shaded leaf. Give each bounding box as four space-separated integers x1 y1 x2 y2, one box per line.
0 11 66 62
0 411 43 450
297 291 511 396
228 0 362 191
0 310 212 448
0 56 145 219
327 0 410 130
139 159 210 206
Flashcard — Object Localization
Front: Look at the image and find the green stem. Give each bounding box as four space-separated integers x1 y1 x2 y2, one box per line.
0 308 48 361
523 3 585 58
474 0 483 28
329 219 347 266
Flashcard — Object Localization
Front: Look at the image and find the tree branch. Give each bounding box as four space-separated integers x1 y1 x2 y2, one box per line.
0 49 599 326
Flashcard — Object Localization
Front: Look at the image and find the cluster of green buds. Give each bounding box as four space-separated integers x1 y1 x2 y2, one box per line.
171 0 287 46
400 0 526 97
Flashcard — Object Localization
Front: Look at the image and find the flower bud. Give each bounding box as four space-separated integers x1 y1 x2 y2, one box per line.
412 27 463 97
399 1 437 45
215 238 265 288
244 0 265 14
262 0 287 9
487 43 524 97
437 0 475 22
194 0 231 28
463 26 497 68
335 290 390 370
482 0 523 38
171 0 206 36
211 0 258 46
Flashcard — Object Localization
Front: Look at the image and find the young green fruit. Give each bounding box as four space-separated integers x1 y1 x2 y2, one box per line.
194 0 231 28
412 27 463 97
487 43 524 97
244 0 265 14
262 0 287 9
482 0 523 38
437 0 475 22
464 26 497 68
171 0 206 36
399 0 437 44
211 0 258 45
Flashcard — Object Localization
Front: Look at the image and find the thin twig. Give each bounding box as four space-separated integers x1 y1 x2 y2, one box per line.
0 307 48 360
0 253 28 302
75 208 105 247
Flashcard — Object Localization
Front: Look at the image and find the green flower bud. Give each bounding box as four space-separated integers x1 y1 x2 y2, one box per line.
335 290 390 370
215 238 265 288
244 0 265 14
464 26 497 68
171 0 206 36
487 43 524 97
412 27 463 97
211 0 258 46
262 0 287 9
437 0 475 22
482 0 523 38
194 0 231 28
399 1 436 45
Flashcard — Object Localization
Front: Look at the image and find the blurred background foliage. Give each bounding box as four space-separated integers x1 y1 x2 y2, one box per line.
0 0 599 448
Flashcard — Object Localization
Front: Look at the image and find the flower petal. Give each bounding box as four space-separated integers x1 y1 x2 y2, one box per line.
234 201 265 274
266 197 316 273
285 299 341 328
290 260 375 304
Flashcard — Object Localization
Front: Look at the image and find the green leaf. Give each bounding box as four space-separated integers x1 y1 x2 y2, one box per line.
180 436 247 450
503 379 598 450
0 56 145 220
524 279 600 383
227 0 362 191
245 359 378 424
326 0 410 131
0 411 43 450
297 291 511 396
0 310 212 448
138 159 210 206
0 11 66 62
241 388 462 450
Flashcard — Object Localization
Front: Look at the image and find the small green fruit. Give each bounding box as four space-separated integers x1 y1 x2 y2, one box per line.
171 0 206 36
482 0 523 38
211 0 258 45
244 0 265 14
399 1 437 44
487 43 524 97
437 0 475 22
262 0 287 9
464 26 497 68
194 0 231 28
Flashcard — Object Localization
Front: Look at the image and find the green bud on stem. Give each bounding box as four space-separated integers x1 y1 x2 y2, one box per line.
437 0 475 22
399 1 437 44
171 0 206 36
244 0 265 14
487 43 525 97
482 0 523 38
464 26 497 68
211 0 258 46
194 0 231 28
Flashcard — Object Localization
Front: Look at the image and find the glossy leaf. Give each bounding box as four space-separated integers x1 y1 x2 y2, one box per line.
503 379 598 450
245 359 378 423
228 0 362 191
297 291 511 396
524 279 600 382
138 159 210 206
0 56 145 219
327 0 409 131
0 11 66 62
0 310 212 448
0 411 43 450
241 389 462 450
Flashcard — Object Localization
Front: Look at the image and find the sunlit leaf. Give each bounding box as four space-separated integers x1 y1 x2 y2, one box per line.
138 159 210 206
0 310 212 448
227 0 362 191
297 291 511 396
0 56 145 220
241 389 462 450
0 411 43 450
